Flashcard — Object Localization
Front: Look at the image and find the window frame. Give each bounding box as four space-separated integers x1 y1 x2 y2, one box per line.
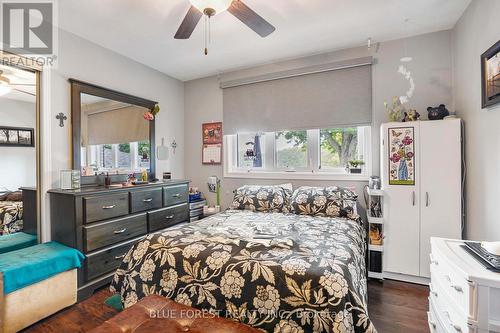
224 126 372 181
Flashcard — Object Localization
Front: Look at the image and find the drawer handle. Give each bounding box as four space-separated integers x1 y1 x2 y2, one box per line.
102 205 116 209
429 320 437 329
143 198 153 203
114 254 126 260
450 284 463 293
172 193 181 198
165 215 175 219
429 284 438 297
444 311 462 332
113 228 127 234
430 253 439 265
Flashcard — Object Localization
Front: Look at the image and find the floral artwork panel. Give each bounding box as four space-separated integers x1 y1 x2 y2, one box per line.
388 127 415 185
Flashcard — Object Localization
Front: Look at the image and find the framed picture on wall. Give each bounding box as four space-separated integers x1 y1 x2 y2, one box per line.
0 126 34 147
202 122 222 144
481 40 500 108
388 127 415 185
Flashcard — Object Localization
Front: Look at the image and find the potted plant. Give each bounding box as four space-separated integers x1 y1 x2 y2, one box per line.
348 159 365 174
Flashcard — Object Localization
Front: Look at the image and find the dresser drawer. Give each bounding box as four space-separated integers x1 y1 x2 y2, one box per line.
83 213 147 252
430 250 478 321
83 193 129 223
130 188 162 213
163 184 188 207
430 291 477 333
85 240 136 281
148 204 188 232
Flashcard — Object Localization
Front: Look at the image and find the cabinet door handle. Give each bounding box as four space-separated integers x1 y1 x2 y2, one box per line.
114 254 126 260
143 198 153 202
412 191 415 206
426 192 429 207
113 228 127 234
172 193 181 198
165 215 175 219
102 205 116 209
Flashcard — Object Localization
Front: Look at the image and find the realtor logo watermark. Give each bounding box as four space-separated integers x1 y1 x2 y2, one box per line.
0 0 58 66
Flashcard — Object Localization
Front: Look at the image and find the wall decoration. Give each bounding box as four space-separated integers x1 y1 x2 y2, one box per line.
0 126 34 147
202 143 222 165
397 64 415 105
388 127 415 185
56 112 67 127
202 122 222 144
481 40 500 108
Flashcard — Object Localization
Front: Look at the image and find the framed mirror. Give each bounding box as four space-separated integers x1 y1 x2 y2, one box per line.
0 55 41 244
70 80 157 182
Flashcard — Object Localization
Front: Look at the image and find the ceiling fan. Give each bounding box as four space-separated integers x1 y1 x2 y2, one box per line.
175 0 275 52
0 70 36 97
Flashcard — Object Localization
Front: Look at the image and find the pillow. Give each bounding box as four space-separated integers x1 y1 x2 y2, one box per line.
231 185 291 213
290 186 359 219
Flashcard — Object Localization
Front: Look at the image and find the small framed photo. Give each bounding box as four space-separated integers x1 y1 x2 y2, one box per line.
481 40 500 108
0 126 34 147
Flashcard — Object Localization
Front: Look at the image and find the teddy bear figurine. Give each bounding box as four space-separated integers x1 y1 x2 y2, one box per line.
403 109 420 122
427 104 450 120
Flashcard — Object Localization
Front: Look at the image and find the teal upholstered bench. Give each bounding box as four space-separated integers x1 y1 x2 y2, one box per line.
0 232 37 254
0 241 85 333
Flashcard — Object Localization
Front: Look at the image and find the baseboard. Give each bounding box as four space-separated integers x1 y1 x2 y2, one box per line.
383 272 430 285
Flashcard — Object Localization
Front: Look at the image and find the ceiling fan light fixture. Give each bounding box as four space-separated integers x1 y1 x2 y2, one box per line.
189 0 232 15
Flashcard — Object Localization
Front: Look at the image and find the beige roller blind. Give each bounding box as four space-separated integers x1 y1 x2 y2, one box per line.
87 105 149 145
222 57 372 134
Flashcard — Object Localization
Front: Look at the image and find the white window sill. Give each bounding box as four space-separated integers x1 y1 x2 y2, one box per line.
223 170 370 181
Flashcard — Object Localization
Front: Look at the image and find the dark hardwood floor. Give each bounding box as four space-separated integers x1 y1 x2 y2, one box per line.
24 280 429 332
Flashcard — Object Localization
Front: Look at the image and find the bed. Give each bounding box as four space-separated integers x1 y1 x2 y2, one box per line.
0 200 23 236
110 208 375 332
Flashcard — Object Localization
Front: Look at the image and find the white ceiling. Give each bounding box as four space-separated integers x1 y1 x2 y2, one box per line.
58 0 471 81
0 64 36 103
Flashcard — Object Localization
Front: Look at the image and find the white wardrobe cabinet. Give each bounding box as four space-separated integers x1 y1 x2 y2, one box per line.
381 119 463 283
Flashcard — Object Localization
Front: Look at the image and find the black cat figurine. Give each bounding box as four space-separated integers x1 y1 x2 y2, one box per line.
427 104 449 120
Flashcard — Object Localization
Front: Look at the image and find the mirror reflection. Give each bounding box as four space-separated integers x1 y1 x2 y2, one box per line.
0 63 38 242
80 93 151 176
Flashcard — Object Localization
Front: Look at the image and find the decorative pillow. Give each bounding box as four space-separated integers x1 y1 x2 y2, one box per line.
290 186 359 220
0 191 22 202
231 185 291 213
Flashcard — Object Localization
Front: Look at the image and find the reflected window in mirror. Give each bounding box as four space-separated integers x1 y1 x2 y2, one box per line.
80 93 151 176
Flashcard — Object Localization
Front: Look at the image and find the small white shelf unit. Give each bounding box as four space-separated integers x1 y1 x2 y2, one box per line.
367 188 384 280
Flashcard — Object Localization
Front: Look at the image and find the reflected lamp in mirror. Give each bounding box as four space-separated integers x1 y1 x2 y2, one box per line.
79 93 151 176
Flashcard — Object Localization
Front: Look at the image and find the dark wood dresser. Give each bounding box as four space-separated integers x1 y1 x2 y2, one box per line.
48 180 189 300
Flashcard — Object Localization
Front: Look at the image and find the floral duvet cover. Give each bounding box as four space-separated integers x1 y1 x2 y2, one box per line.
111 210 376 333
0 201 23 235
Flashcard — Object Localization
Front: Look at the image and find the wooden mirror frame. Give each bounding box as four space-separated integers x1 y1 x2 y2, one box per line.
69 79 157 181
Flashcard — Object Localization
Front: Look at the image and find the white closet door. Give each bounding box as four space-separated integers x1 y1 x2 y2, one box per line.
382 123 420 276
419 119 462 277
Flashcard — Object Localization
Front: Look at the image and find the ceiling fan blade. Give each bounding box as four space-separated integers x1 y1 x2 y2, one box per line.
228 0 275 37
13 88 36 96
174 6 203 39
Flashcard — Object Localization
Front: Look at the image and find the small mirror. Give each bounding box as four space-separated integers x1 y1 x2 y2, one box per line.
80 93 151 176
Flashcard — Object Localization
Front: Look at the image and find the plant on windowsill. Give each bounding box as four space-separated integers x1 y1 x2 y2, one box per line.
348 160 365 174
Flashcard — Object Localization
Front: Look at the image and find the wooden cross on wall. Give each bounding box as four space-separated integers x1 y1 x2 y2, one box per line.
56 113 67 127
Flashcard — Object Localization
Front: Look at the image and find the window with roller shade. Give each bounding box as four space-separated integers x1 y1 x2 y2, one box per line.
222 57 373 178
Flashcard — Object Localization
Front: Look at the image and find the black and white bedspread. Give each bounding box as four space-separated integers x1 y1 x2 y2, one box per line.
0 201 23 235
111 210 376 333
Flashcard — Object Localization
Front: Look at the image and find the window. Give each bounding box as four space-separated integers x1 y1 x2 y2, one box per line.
225 126 371 179
275 130 307 170
86 141 150 174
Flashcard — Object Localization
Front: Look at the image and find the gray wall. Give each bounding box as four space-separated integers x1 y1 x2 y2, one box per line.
184 30 453 209
452 0 500 241
48 29 186 189
0 99 36 190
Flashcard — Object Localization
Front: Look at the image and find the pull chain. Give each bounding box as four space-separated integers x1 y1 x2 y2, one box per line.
204 15 208 55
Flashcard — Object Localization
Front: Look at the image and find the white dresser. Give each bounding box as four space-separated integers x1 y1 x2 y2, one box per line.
429 238 500 333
